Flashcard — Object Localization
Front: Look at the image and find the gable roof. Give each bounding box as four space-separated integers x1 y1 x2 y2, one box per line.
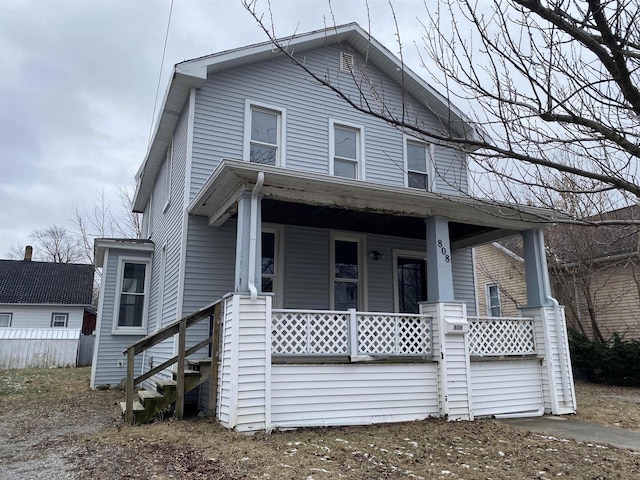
133 23 478 212
0 260 94 305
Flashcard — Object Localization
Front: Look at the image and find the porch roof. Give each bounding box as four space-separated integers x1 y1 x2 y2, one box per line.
188 160 565 249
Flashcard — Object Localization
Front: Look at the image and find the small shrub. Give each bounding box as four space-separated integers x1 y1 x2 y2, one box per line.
568 330 640 386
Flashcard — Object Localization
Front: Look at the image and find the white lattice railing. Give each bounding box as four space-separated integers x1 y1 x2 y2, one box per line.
272 309 432 356
468 316 536 356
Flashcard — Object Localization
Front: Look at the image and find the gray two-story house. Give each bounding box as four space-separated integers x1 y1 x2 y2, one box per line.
91 24 576 431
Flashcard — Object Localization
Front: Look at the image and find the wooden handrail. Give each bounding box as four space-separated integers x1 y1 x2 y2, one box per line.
123 300 221 356
124 298 223 424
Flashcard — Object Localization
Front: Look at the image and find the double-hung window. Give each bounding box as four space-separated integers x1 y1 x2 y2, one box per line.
51 313 68 327
331 235 364 310
405 139 434 190
486 283 502 317
245 101 285 166
114 258 150 333
330 120 363 179
0 313 11 327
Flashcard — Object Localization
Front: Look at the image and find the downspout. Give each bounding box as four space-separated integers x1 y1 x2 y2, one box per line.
248 172 265 300
538 229 572 407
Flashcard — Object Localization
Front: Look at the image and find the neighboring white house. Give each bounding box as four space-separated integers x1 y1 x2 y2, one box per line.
92 24 576 430
0 247 94 368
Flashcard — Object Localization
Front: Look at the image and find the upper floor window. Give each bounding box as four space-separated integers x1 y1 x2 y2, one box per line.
51 313 68 327
405 139 434 190
0 313 11 327
330 120 364 179
244 100 285 166
113 258 151 334
486 283 502 317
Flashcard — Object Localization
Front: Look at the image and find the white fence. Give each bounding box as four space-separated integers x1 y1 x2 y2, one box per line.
0 328 81 368
271 309 432 357
468 317 536 356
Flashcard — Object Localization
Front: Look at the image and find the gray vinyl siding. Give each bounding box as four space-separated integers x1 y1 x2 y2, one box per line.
283 226 330 309
141 103 190 381
452 248 477 316
281 226 476 313
91 247 150 387
191 44 468 202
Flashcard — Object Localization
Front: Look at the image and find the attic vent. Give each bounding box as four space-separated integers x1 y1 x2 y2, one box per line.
340 51 354 72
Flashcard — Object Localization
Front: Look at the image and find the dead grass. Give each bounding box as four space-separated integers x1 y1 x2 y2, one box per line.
573 381 640 431
1 368 639 480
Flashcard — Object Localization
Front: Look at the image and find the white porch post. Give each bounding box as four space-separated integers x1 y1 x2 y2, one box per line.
520 229 576 415
423 217 472 421
425 217 455 302
234 191 263 294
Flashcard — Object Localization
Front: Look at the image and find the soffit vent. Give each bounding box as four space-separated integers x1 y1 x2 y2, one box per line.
340 51 354 72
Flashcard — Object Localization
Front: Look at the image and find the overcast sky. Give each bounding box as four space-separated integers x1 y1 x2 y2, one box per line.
0 0 437 259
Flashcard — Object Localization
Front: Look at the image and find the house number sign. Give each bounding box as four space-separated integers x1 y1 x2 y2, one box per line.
437 239 451 263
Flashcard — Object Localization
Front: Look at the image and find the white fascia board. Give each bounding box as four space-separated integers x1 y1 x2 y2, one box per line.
189 159 564 232
133 68 207 212
94 239 154 267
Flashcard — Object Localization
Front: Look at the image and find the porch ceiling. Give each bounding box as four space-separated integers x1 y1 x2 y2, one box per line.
188 160 564 247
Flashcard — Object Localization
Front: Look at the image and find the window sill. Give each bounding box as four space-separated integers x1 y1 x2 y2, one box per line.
111 328 147 336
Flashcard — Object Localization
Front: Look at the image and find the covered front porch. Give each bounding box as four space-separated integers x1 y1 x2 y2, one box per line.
182 160 576 431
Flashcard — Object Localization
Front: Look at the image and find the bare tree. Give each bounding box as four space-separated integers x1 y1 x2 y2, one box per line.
243 0 640 224
30 225 83 263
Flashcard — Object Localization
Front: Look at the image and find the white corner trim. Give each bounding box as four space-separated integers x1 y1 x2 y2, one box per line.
90 248 109 389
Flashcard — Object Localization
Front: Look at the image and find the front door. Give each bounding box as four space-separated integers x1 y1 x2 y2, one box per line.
396 255 427 314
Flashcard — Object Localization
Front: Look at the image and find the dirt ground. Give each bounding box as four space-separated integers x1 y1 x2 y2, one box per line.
1 368 638 479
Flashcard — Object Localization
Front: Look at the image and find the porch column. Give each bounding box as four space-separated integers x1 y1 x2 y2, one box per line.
521 229 552 307
425 217 454 302
234 191 262 293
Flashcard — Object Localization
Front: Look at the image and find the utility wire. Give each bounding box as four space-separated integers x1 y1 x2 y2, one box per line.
148 0 175 145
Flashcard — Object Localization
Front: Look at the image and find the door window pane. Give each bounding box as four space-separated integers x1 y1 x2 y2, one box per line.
397 257 427 314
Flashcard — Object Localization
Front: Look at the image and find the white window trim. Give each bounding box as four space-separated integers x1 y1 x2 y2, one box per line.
0 312 12 327
485 283 502 317
243 99 287 167
147 191 154 239
329 119 365 180
392 249 427 313
403 135 435 191
330 231 367 311
112 256 152 335
162 141 173 213
51 312 69 328
262 224 285 308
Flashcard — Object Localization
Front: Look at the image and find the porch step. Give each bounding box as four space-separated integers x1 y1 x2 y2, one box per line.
138 388 163 403
155 378 177 393
120 400 144 415
187 357 212 371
